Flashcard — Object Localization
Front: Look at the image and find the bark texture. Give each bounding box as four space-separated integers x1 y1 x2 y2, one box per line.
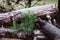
0 4 56 26
38 18 60 40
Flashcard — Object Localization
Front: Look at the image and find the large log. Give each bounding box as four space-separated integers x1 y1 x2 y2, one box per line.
38 18 60 40
0 4 56 26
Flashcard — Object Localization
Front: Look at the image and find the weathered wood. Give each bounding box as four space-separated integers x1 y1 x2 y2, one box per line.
0 38 23 40
0 27 26 38
38 18 60 40
0 4 56 26
42 22 60 37
0 28 17 33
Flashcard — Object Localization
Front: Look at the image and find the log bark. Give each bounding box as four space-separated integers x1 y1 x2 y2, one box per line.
42 22 60 37
0 4 56 26
0 38 22 40
0 28 26 38
38 18 60 40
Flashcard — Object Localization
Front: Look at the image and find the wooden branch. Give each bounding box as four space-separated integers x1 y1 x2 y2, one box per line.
38 18 60 38
0 28 27 38
0 28 17 33
0 27 46 39
0 27 23 37
0 4 56 26
0 38 22 40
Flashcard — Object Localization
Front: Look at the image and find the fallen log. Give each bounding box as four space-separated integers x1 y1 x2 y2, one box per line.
0 27 26 38
0 4 56 26
0 27 46 39
38 18 60 40
0 38 22 40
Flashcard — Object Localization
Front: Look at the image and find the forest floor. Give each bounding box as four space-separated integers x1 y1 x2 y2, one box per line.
34 0 58 7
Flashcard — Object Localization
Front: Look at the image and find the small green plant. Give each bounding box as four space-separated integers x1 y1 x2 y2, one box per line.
12 20 18 29
20 12 37 33
10 11 37 33
10 19 18 31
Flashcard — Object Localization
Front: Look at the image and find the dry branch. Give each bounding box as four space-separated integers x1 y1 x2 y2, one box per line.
0 28 30 38
0 4 56 26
